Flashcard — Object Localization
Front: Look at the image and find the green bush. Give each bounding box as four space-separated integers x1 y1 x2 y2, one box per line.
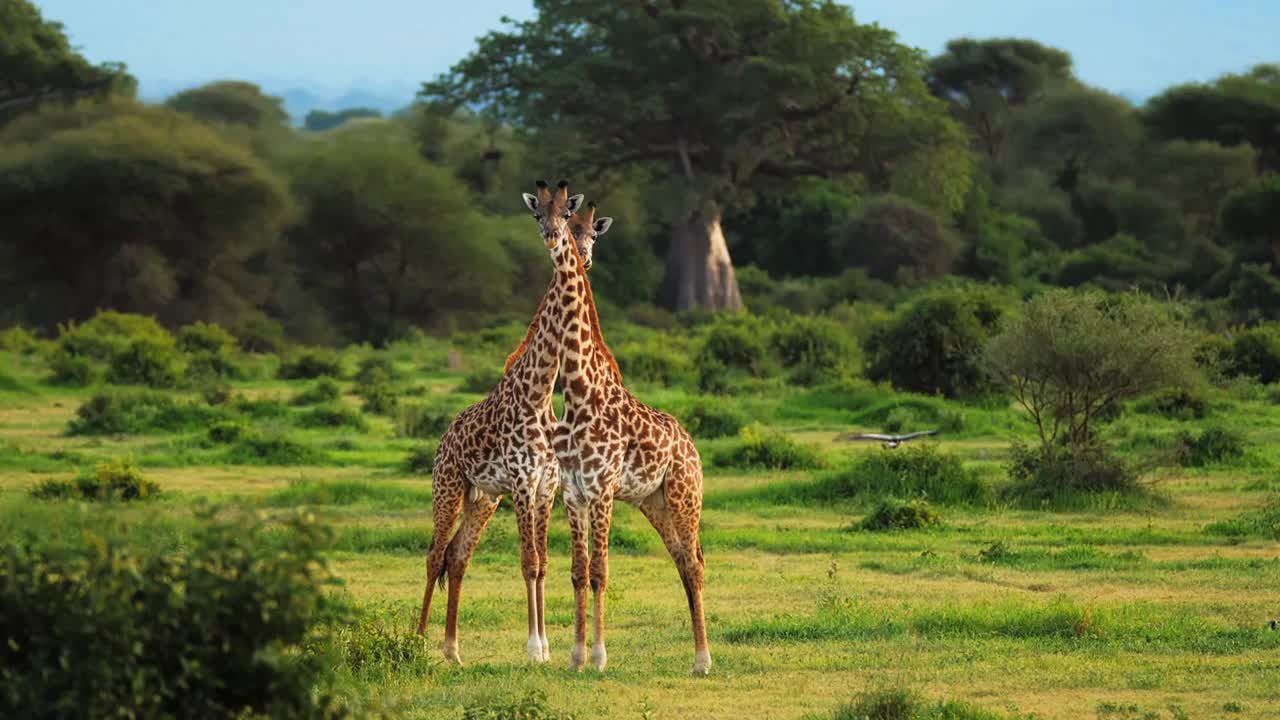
712 424 824 470
1175 426 1246 467
176 321 238 355
224 433 329 466
616 341 692 386
827 686 1020 720
198 380 233 406
357 381 399 415
815 445 990 505
236 312 287 353
310 614 430 678
47 352 97 386
278 349 343 380
458 366 504 394
232 396 291 419
769 315 852 386
856 499 941 532
29 459 158 502
292 378 342 406
866 287 1004 397
1005 443 1138 504
463 690 576 720
1204 495 1280 540
297 404 368 431
697 317 770 378
404 442 439 474
67 390 224 436
395 403 454 439
1134 388 1210 420
106 338 183 388
0 326 42 354
1226 324 1280 384
207 421 246 444
0 512 343 719
678 400 746 439
54 311 173 362
354 356 400 386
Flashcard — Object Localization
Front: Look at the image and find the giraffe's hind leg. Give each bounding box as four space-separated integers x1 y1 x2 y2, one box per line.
418 464 465 639
441 487 500 664
637 459 710 675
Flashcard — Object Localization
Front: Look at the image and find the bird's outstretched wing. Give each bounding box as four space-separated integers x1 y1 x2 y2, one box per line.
836 430 939 442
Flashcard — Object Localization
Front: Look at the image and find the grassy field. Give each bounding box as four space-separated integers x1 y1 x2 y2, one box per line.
1 342 1278 720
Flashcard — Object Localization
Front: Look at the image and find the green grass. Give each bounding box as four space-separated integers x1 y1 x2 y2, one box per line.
3 345 1280 719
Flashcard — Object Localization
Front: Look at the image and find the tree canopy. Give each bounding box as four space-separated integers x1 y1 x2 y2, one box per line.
0 0 134 123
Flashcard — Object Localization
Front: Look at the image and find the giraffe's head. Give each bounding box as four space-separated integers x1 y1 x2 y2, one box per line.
568 201 614 271
522 179 585 251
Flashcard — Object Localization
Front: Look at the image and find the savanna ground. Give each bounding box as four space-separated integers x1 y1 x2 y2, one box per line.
1 335 1278 720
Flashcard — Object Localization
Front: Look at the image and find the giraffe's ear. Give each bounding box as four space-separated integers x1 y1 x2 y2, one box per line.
566 194 585 214
521 193 539 213
593 217 614 237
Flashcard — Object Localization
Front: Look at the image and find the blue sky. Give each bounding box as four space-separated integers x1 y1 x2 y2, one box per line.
35 0 1280 110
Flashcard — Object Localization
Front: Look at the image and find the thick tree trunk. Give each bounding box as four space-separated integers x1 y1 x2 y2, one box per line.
660 211 743 312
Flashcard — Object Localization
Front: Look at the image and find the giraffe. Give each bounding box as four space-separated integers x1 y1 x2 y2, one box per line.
415 179 585 665
558 201 712 676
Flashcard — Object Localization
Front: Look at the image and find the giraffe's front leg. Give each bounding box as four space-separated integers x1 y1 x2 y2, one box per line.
566 496 590 671
588 493 615 671
511 487 544 663
535 465 558 662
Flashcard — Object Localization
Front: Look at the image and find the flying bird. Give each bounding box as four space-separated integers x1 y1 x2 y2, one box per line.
836 430 939 449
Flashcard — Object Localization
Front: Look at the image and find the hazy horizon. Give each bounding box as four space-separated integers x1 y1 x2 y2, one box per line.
34 0 1280 116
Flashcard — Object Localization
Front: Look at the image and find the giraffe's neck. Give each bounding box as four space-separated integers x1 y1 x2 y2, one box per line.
560 259 620 413
506 246 584 408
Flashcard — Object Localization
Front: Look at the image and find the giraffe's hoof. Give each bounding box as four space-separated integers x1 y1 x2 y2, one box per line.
591 643 607 671
570 646 587 671
443 640 462 665
692 650 712 676
541 640 552 663
527 636 545 662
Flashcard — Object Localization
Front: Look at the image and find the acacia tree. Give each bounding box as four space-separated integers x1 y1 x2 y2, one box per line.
0 0 134 123
422 0 971 311
1144 64 1280 173
927 38 1075 164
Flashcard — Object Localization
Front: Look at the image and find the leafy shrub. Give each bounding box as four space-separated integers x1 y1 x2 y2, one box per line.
827 686 1020 720
617 342 692 386
769 315 852 385
1134 388 1210 420
395 403 454 439
357 381 399 415
1226 324 1280 384
224 433 329 466
0 326 41 354
297 404 368 431
106 338 183 388
697 317 769 378
1204 495 1280 540
354 356 399 386
1005 443 1138 504
712 424 823 470
867 287 1004 397
311 614 429 677
458 366 503 394
54 311 173 362
27 479 77 501
678 400 745 439
463 690 577 720
0 512 342 719
1175 426 1246 467
235 311 287 353
278 349 343 380
176 321 238 355
292 378 342 406
815 445 990 505
856 499 941 532
48 352 97 385
29 459 158 502
207 421 246 444
67 390 224 436
404 442 439 474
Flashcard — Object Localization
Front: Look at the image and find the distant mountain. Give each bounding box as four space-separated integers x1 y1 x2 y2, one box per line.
138 78 417 124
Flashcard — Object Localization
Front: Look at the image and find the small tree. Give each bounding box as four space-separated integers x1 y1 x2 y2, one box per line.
986 289 1200 459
